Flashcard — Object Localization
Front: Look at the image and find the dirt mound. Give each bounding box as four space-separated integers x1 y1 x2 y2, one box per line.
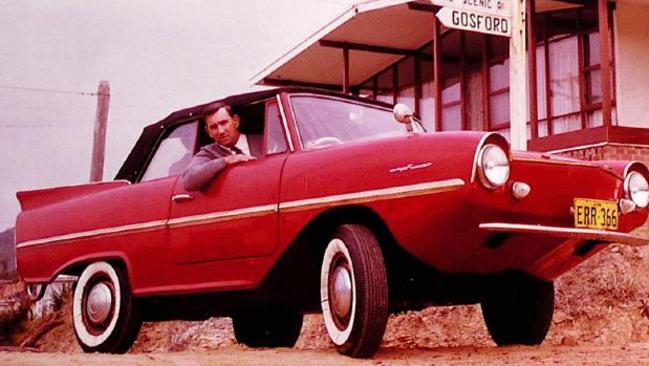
10 235 649 353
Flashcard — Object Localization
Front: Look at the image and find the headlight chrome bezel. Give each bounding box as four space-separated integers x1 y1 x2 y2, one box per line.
477 144 510 189
625 171 649 209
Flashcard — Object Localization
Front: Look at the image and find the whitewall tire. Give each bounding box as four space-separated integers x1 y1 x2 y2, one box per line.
320 224 388 358
72 261 141 353
321 238 357 346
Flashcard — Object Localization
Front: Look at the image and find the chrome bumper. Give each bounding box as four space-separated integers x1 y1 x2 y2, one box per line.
479 222 649 247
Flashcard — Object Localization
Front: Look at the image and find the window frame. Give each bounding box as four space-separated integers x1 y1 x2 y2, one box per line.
263 98 290 156
287 93 410 151
139 120 199 183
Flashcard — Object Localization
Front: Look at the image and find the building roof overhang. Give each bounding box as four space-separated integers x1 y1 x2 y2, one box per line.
251 0 587 89
251 0 423 89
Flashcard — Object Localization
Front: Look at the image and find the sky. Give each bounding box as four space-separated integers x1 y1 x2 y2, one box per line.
0 0 361 231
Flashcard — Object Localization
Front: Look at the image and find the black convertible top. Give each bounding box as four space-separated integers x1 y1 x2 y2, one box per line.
114 87 393 182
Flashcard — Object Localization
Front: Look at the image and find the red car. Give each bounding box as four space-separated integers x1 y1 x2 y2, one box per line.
15 88 649 357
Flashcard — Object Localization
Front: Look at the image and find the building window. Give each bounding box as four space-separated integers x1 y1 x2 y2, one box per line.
442 81 461 131
483 5 615 137
396 56 416 108
584 29 616 127
548 34 582 134
375 66 394 104
534 6 616 136
488 58 510 131
419 44 435 130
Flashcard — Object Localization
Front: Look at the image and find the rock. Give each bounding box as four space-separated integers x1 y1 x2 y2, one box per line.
561 336 578 346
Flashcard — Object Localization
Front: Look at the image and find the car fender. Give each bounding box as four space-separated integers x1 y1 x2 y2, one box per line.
30 251 135 287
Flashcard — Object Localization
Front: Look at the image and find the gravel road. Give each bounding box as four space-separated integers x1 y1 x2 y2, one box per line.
3 342 649 366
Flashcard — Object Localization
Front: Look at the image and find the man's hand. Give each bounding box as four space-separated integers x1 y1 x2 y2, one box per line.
224 154 256 165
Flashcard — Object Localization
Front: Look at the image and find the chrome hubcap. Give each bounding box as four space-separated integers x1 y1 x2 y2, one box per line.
86 282 113 325
330 264 352 321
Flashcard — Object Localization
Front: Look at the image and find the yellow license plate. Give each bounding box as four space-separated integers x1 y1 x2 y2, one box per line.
573 198 618 230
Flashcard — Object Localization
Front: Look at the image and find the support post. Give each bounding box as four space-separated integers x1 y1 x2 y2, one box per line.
598 0 612 127
372 76 378 99
414 55 422 116
433 15 442 132
343 47 350 94
482 35 491 131
543 14 553 135
509 0 528 150
527 0 539 139
90 81 110 182
577 9 588 129
460 32 467 130
392 64 398 106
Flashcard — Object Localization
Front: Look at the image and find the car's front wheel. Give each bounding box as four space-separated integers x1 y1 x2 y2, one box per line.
481 274 554 346
232 309 303 347
320 224 388 358
72 261 142 353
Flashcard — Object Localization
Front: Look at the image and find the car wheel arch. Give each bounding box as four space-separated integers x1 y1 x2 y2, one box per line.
296 205 396 263
55 252 135 287
262 205 397 309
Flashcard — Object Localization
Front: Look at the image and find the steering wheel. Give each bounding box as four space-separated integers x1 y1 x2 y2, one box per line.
307 136 343 149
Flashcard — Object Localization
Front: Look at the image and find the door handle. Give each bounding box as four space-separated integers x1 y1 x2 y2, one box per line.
171 193 194 203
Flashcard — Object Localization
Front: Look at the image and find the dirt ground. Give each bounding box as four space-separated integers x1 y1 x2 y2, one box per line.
3 229 649 365
3 342 649 366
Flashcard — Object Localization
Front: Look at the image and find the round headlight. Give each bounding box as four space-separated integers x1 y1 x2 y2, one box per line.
625 171 649 208
477 144 510 189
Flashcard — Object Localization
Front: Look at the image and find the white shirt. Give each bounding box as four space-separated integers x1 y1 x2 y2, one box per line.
223 133 250 155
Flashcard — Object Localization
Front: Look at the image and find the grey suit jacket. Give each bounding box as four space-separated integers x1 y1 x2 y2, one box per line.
181 135 262 192
181 143 231 192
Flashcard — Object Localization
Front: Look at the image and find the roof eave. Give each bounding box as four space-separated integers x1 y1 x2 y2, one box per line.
250 0 412 86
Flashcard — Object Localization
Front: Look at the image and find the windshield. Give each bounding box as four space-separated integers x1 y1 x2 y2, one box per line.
290 95 424 150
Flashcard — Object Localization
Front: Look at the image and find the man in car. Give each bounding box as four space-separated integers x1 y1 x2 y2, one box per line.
181 102 256 191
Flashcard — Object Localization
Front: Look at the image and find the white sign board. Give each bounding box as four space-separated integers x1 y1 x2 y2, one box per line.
431 0 511 17
436 7 511 37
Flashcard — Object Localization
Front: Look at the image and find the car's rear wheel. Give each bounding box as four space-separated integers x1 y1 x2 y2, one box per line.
320 224 388 358
481 274 554 346
232 309 303 347
72 261 142 353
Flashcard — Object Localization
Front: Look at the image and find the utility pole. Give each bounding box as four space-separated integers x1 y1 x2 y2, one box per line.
90 81 110 182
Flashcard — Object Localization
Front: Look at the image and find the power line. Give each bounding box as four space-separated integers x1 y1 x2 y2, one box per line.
0 122 141 128
0 85 108 97
0 124 88 128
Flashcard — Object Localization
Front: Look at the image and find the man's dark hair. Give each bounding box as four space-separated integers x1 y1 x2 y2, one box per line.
200 102 241 130
202 102 236 124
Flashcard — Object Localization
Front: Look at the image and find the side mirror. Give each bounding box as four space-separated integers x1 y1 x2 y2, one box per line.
393 103 415 133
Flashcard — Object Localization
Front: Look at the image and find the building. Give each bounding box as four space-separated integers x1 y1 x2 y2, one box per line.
252 0 649 162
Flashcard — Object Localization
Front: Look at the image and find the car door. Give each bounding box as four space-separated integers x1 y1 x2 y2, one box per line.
127 120 199 292
167 100 289 267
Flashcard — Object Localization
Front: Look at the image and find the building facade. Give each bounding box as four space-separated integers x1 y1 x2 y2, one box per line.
253 0 649 163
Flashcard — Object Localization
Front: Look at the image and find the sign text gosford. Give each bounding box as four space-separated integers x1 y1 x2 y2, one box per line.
431 0 511 17
435 7 511 37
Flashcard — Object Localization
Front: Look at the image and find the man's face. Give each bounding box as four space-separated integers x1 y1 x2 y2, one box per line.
205 107 241 147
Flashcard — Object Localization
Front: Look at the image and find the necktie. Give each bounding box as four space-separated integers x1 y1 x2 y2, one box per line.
230 146 243 155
